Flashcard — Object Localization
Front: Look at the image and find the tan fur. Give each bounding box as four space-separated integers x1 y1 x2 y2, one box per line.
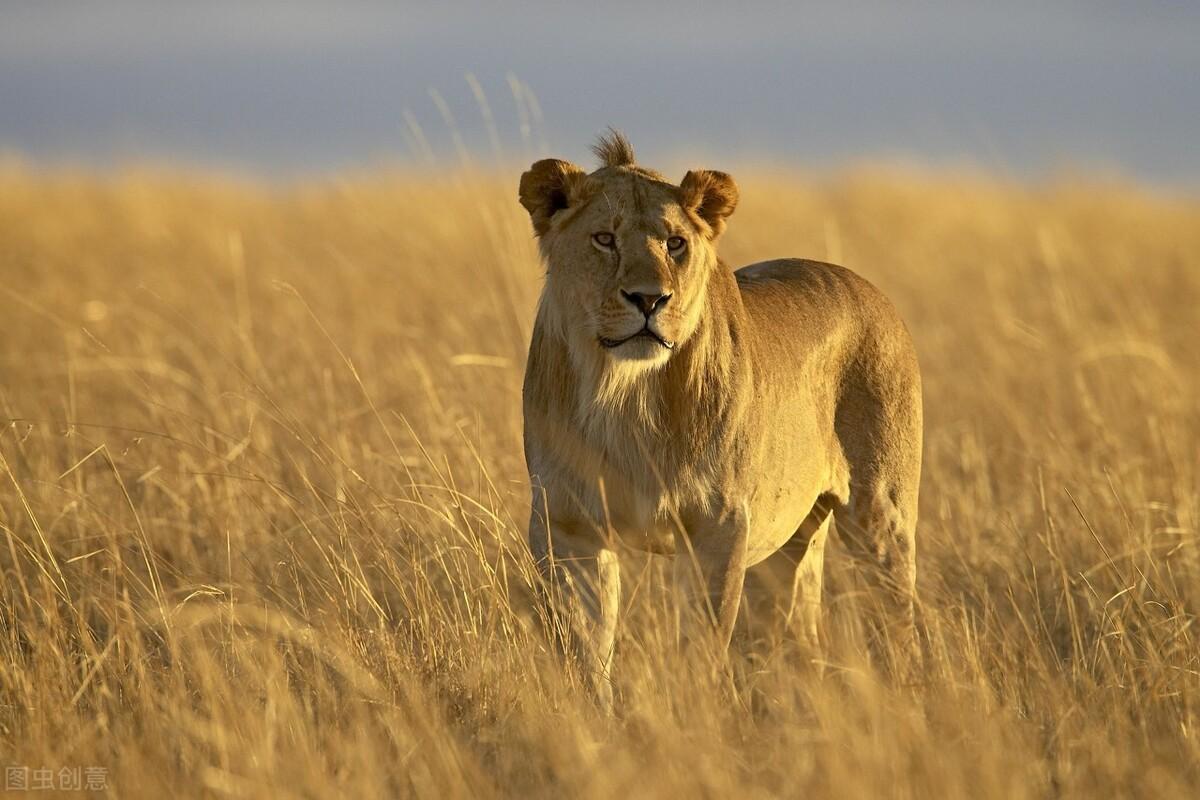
520 132 923 708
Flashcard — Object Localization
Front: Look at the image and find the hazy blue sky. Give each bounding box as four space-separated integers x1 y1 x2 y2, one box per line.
2 1 1198 186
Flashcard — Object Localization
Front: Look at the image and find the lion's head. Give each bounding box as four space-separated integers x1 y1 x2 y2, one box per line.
519 131 738 372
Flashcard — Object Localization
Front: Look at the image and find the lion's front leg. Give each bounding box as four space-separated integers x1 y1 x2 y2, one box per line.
528 512 621 712
675 505 750 650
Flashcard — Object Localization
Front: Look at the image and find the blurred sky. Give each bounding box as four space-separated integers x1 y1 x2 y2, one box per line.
2 1 1198 186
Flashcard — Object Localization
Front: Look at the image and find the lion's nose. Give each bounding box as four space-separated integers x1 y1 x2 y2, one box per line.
621 289 671 317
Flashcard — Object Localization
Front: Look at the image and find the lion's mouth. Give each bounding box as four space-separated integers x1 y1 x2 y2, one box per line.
599 327 675 351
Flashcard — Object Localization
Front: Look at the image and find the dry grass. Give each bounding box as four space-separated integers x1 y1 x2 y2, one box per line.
0 162 1198 798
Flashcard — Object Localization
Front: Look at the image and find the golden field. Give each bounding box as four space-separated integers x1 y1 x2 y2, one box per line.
0 161 1198 798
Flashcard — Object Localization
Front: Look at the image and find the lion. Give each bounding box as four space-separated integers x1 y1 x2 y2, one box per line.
519 131 922 708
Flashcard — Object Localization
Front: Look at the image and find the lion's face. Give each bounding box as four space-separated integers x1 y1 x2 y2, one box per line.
536 173 710 367
520 136 738 372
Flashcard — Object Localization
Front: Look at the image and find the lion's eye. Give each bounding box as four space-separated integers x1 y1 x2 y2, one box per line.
592 232 615 248
667 236 686 253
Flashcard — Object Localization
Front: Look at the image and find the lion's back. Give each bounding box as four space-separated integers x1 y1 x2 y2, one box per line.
735 258 915 372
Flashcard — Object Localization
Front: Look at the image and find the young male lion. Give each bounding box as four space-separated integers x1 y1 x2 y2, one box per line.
519 132 922 708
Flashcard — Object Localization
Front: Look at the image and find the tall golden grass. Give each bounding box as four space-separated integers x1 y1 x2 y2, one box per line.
0 161 1197 797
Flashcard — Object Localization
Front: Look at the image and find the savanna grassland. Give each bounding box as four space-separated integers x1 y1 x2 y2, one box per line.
1 161 1198 798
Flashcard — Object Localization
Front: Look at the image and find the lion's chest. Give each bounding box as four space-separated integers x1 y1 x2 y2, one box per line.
598 475 681 555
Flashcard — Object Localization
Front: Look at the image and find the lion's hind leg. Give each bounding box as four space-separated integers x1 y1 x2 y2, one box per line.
788 501 833 649
832 346 923 679
834 477 920 678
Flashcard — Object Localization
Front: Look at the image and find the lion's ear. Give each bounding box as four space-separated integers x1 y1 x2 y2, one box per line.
519 159 587 236
679 169 739 238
